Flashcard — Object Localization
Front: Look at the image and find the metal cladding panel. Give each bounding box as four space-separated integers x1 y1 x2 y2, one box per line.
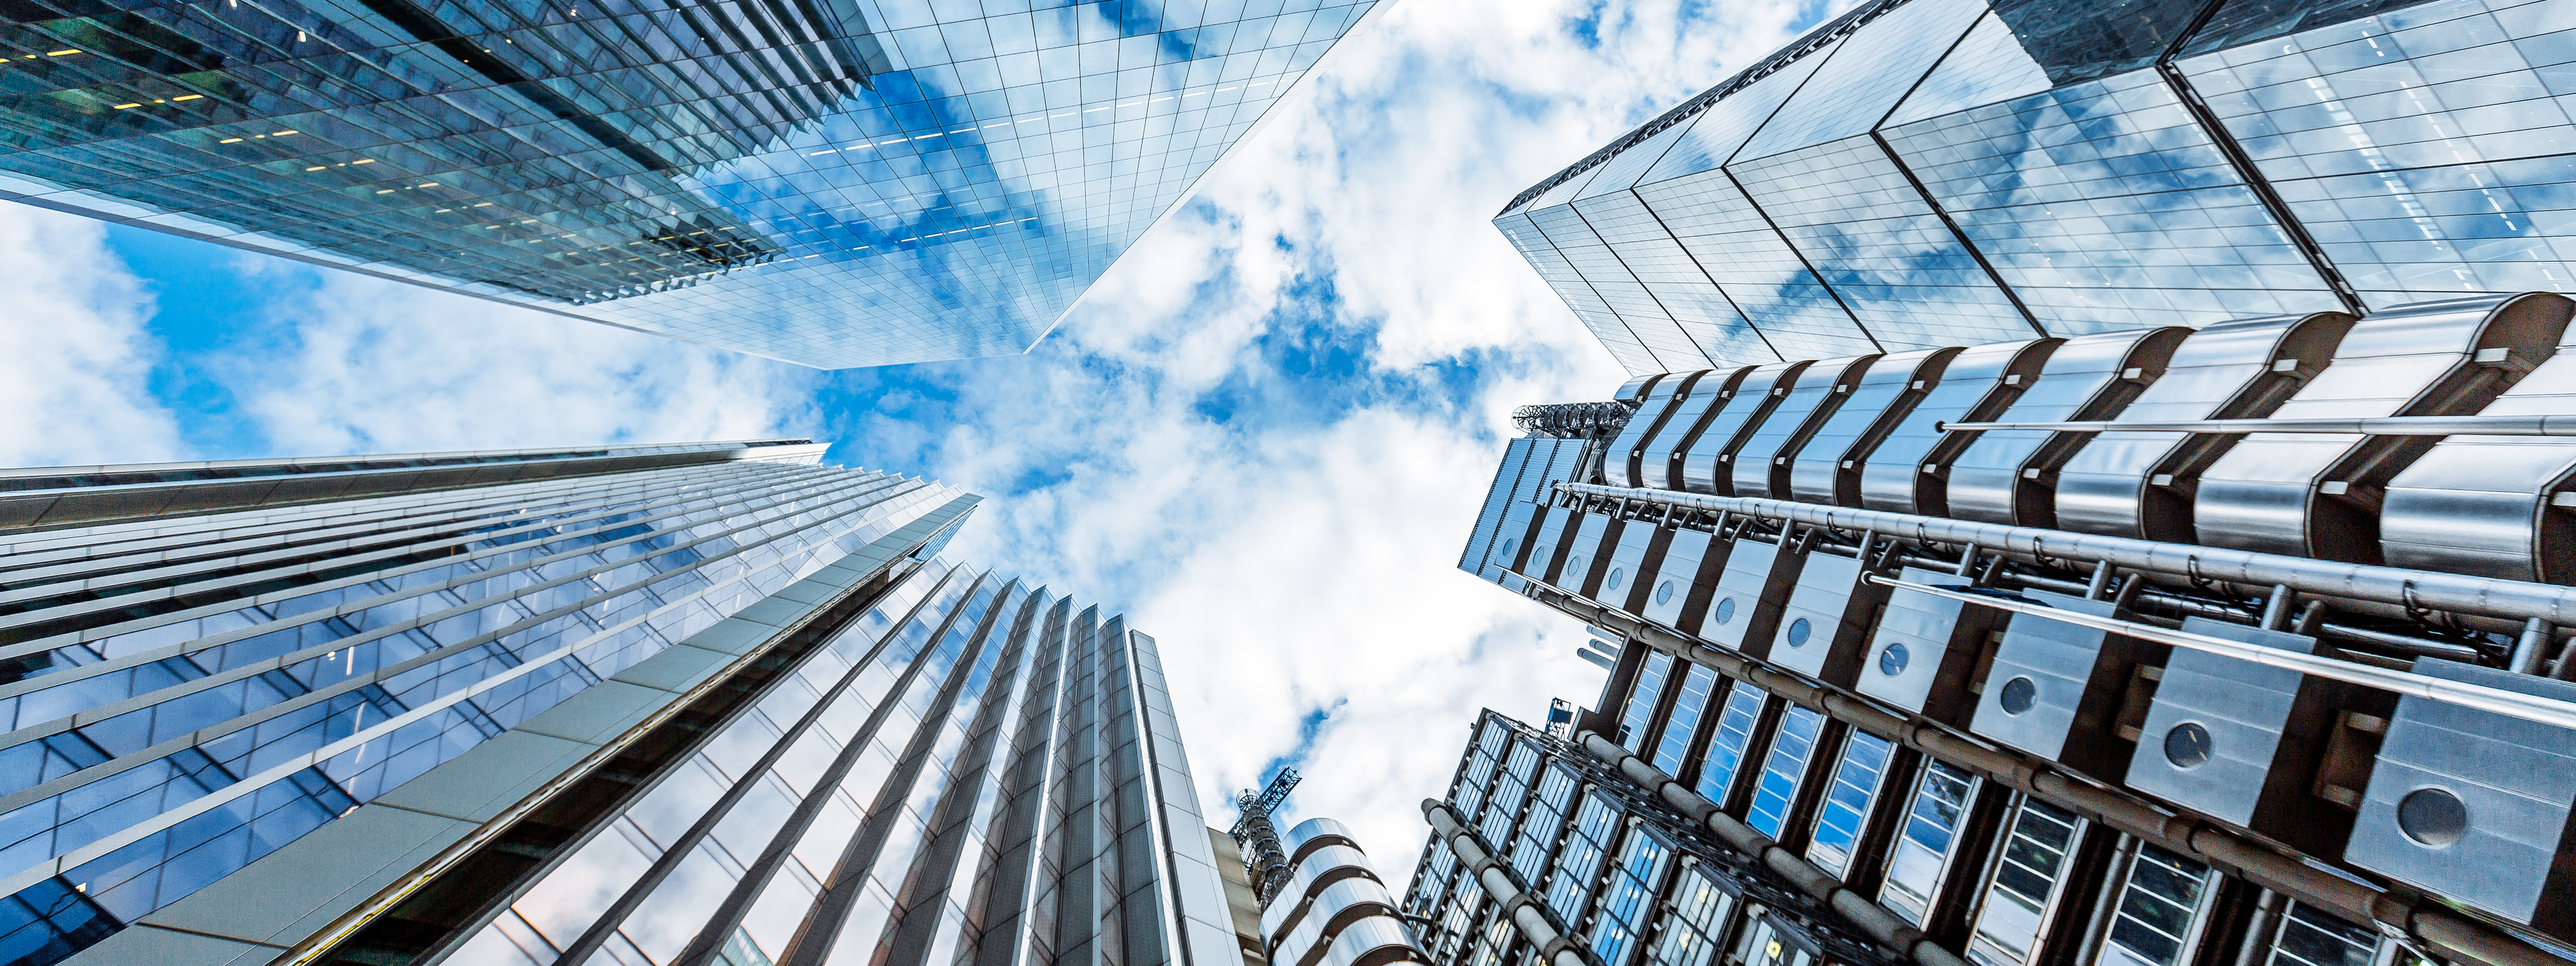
2122 619 2313 828
1790 347 1960 506
1732 356 1880 499
1857 567 2004 725
1681 362 1813 494
1603 521 1658 610
1558 512 1619 592
1523 506 1582 587
1944 327 2190 527
1484 499 1544 583
1611 373 1693 487
1970 590 2118 764
1461 437 1538 579
2053 312 2355 542
2385 321 2576 582
1861 338 2061 516
2196 292 2575 561
1768 551 1888 687
1697 537 1796 659
1641 367 1757 491
1644 530 1714 627
2347 659 2576 935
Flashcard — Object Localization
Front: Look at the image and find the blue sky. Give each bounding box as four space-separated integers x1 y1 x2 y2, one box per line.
2 0 1840 869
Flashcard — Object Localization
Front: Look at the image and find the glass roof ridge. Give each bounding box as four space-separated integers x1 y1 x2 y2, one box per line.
1496 0 1923 219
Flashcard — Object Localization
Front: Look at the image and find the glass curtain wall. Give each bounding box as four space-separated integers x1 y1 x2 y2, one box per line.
1501 0 2576 375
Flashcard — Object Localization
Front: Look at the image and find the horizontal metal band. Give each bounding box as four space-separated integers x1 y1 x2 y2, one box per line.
1554 480 2576 625
1875 576 2576 730
1935 414 2576 436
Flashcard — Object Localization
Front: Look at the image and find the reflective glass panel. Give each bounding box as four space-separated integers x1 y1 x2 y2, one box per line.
2180 0 2576 309
1806 731 1894 874
1652 663 1720 775
1694 684 1767 802
1886 69 2341 334
0 0 1378 368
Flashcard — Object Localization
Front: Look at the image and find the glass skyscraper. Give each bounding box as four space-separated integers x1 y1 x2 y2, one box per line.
0 441 1244 966
0 0 1378 368
1498 0 2576 374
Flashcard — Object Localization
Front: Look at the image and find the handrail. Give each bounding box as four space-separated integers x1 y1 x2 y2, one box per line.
1934 414 2576 436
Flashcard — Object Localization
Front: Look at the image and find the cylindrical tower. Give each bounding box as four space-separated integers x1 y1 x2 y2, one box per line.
1256 818 1432 966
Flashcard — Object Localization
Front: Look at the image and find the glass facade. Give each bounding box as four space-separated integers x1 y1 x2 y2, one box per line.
0 442 1240 966
1501 0 2576 374
1407 712 1913 966
0 0 1378 368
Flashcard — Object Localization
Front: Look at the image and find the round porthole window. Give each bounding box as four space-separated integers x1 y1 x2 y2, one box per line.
1785 618 1812 648
2398 788 2470 847
1607 568 1625 590
1656 581 1675 605
1878 643 1909 676
1566 555 1585 581
2163 722 2213 769
1998 676 2038 716
1499 538 1517 559
1713 597 1737 625
1532 545 1552 569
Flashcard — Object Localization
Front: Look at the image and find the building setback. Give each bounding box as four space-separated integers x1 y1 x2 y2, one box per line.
0 0 1380 368
1495 0 2576 376
0 441 1240 966
1433 292 2576 966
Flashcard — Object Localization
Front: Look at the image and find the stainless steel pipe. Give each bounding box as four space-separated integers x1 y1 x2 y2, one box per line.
1421 802 1589 966
1554 481 2576 626
1935 414 2576 435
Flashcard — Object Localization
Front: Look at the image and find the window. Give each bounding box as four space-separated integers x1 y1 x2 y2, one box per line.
1512 766 1578 885
1468 908 1518 966
2098 846 2217 966
1481 741 1542 847
1417 839 1458 914
1881 761 1978 925
1587 826 1672 966
1695 686 1765 803
1436 888 1485 963
1967 798 2085 966
1646 867 1737 966
1544 794 1621 922
1807 731 1894 875
1746 706 1825 837
1738 912 1819 966
1620 652 1675 751
2267 903 2383 966
1652 663 1719 775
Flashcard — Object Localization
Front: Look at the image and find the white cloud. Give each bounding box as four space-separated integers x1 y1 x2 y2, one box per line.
0 205 183 468
863 0 1839 869
214 270 823 455
0 0 1831 895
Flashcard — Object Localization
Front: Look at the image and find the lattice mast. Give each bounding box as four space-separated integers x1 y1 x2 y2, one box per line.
1227 768 1301 908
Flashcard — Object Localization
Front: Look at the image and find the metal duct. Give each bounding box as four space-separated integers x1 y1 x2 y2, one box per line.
1551 480 2576 629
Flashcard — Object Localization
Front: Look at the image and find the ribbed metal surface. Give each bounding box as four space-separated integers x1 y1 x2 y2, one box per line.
0 447 1241 966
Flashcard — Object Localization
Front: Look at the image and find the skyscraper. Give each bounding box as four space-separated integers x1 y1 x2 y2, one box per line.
0 0 1381 368
1433 292 2576 966
1495 0 2576 375
0 441 1243 966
